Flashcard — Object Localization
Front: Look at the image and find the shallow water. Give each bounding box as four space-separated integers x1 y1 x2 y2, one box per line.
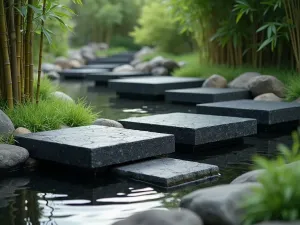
0 80 293 225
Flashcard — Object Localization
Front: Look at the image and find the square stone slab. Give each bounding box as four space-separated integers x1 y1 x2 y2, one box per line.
119 113 257 146
196 100 300 125
58 68 109 79
86 71 152 84
15 126 175 169
114 158 219 188
78 64 121 71
165 88 251 104
87 58 132 65
108 76 205 98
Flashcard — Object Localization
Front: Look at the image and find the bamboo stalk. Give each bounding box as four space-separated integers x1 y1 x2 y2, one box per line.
8 0 19 104
0 0 14 109
25 0 34 101
36 0 46 104
16 0 22 102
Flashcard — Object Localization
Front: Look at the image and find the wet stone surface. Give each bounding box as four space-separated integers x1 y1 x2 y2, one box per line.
196 100 300 125
165 88 251 104
114 158 219 188
119 113 257 146
15 125 175 169
109 76 205 97
87 72 152 84
58 68 109 79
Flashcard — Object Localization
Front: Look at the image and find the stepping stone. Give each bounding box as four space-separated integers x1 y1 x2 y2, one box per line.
15 126 175 169
87 58 132 65
58 68 109 79
165 88 251 104
119 113 257 147
78 64 121 71
87 71 153 85
109 76 205 100
196 100 300 126
114 158 220 188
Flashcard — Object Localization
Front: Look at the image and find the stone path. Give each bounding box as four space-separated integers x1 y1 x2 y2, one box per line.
58 68 109 79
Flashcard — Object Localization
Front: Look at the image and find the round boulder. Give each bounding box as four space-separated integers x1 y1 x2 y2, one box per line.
0 144 29 169
54 57 71 69
130 58 141 67
135 62 152 73
151 67 169 76
51 91 74 103
254 93 283 102
248 75 285 97
0 110 14 137
113 65 135 73
162 59 180 72
149 56 165 67
46 71 60 80
93 119 123 128
228 72 261 89
113 209 203 225
13 127 31 136
68 59 82 68
41 63 62 73
202 74 227 88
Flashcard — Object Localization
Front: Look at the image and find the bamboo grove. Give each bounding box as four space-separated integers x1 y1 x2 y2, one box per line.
0 0 81 109
169 0 300 72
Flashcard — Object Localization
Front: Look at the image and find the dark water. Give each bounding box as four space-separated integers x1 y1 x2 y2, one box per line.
0 80 293 225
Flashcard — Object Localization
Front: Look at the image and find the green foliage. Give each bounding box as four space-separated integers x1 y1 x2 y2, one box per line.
5 98 97 132
242 129 300 225
0 135 15 145
131 0 193 54
96 47 128 57
285 76 300 101
110 35 141 50
33 77 57 100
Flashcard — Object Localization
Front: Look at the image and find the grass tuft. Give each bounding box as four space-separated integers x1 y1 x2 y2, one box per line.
33 77 57 100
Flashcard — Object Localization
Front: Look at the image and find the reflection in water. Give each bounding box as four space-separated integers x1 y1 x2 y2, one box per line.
0 80 295 225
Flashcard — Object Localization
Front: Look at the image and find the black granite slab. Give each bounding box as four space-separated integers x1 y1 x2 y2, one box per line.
196 100 300 125
165 88 251 104
77 64 121 71
108 76 205 99
114 158 219 188
119 113 257 146
15 126 175 169
87 57 132 65
87 71 152 85
58 68 109 79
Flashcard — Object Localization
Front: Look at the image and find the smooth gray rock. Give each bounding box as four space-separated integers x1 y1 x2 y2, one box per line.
0 144 29 169
149 56 165 67
113 64 135 73
86 71 152 83
119 113 257 146
109 76 205 97
0 110 14 137
115 158 219 188
165 88 250 104
254 222 300 225
162 59 180 71
151 67 169 76
134 47 155 59
254 93 283 102
197 100 300 125
202 74 227 88
41 63 62 73
93 118 124 128
13 127 31 135
15 125 175 169
130 58 141 67
54 56 72 69
46 71 60 80
232 161 300 184
229 72 261 89
181 183 260 225
113 209 203 225
248 75 285 97
51 91 74 103
135 62 152 73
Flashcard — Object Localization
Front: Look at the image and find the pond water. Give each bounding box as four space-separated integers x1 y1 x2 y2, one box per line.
0 80 294 225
